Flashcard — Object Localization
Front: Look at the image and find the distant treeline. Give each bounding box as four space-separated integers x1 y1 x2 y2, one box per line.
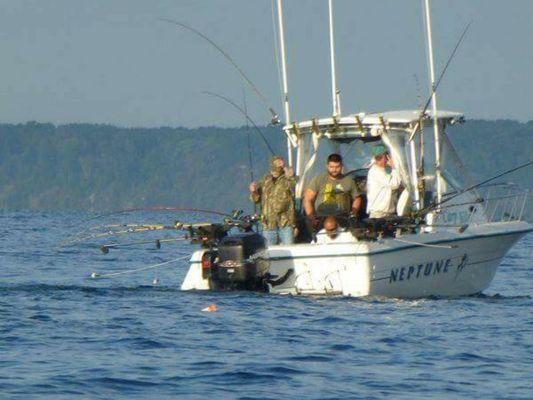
0 120 531 215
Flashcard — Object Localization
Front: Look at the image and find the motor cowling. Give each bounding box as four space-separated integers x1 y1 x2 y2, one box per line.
210 232 268 290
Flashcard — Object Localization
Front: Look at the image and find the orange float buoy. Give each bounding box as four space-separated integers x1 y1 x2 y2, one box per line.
201 304 218 312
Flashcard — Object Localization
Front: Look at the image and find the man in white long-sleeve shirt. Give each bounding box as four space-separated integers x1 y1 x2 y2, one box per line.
366 144 402 218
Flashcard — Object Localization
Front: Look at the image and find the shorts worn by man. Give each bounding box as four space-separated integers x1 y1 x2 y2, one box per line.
366 144 402 218
304 154 362 228
250 156 296 246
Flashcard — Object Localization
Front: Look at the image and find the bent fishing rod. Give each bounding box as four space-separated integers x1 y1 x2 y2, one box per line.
158 18 280 125
87 206 233 223
242 87 255 183
419 160 533 215
409 20 473 141
203 91 275 155
242 87 258 215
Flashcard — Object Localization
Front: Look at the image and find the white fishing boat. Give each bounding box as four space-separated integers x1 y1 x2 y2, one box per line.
181 0 531 298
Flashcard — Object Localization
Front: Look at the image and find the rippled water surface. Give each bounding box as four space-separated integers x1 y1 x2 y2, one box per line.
1 211 532 399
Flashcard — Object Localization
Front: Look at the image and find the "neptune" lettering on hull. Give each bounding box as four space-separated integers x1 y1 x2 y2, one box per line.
389 258 453 283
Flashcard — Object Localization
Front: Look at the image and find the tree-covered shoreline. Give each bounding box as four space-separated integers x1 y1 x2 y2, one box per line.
0 120 531 216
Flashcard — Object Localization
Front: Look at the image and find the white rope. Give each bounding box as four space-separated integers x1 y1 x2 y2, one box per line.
90 255 190 279
394 237 455 249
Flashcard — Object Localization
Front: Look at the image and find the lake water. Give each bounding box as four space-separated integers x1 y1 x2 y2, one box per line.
1 211 532 399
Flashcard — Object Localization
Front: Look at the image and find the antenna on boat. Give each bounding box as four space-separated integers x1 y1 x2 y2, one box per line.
422 0 443 205
328 0 341 117
274 0 296 167
412 5 472 211
158 18 280 125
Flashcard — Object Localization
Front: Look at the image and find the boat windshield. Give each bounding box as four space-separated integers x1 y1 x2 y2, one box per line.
296 134 413 199
293 118 487 223
419 126 479 200
296 138 371 195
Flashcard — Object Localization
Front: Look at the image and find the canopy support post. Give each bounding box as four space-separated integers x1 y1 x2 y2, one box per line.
423 0 443 205
275 0 294 167
328 0 341 117
409 136 421 211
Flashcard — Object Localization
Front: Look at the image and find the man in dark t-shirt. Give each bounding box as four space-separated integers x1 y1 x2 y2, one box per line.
303 153 362 229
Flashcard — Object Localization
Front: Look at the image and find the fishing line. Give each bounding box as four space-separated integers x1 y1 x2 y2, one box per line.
203 91 276 155
62 224 178 246
158 18 280 124
421 160 533 214
85 222 167 232
87 206 232 223
242 87 255 184
410 20 473 140
243 87 258 215
90 255 190 279
62 223 166 247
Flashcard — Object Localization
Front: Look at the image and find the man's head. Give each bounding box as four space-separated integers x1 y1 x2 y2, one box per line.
372 144 389 168
323 216 339 239
326 153 343 179
270 156 285 177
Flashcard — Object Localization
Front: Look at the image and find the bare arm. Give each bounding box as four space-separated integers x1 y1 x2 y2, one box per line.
386 155 402 189
303 189 317 217
249 179 263 203
351 195 362 214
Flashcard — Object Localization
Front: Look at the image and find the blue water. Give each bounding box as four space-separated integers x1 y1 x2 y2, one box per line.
1 211 532 399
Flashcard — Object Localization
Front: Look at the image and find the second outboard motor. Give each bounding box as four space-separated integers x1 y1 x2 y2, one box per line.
211 232 268 290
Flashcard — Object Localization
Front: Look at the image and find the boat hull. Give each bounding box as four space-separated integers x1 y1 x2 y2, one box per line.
181 221 531 298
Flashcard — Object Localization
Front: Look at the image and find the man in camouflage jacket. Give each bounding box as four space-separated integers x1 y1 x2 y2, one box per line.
249 156 296 246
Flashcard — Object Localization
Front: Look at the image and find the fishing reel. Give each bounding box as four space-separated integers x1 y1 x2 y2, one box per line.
355 216 416 241
175 210 260 248
223 210 261 230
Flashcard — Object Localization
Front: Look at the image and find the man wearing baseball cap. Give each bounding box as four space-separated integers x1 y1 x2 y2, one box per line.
366 144 402 218
249 156 296 245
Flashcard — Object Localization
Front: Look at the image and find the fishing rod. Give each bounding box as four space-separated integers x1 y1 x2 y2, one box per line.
420 160 533 215
87 206 232 223
242 87 255 184
203 90 276 155
158 18 280 125
100 237 187 253
62 223 181 247
242 87 258 215
86 222 166 232
66 209 255 246
409 20 473 141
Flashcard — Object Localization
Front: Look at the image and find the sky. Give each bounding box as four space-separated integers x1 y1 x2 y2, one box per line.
0 0 532 127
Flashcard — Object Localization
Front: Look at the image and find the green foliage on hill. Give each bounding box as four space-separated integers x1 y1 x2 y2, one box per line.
0 122 285 212
0 120 531 214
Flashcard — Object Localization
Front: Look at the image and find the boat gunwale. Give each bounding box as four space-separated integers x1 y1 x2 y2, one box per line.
187 222 532 263
262 224 532 261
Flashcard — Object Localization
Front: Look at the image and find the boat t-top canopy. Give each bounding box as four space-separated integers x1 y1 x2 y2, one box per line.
283 109 464 143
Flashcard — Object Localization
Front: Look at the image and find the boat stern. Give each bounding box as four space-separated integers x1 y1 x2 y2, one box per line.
181 249 210 290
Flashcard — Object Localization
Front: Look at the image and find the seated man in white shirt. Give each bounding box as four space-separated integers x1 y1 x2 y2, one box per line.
366 144 402 219
315 216 354 244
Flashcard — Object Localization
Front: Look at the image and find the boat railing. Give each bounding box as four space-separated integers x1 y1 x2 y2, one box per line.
482 184 530 223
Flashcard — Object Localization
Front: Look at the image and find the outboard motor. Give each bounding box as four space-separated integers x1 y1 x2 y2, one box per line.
210 232 268 290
